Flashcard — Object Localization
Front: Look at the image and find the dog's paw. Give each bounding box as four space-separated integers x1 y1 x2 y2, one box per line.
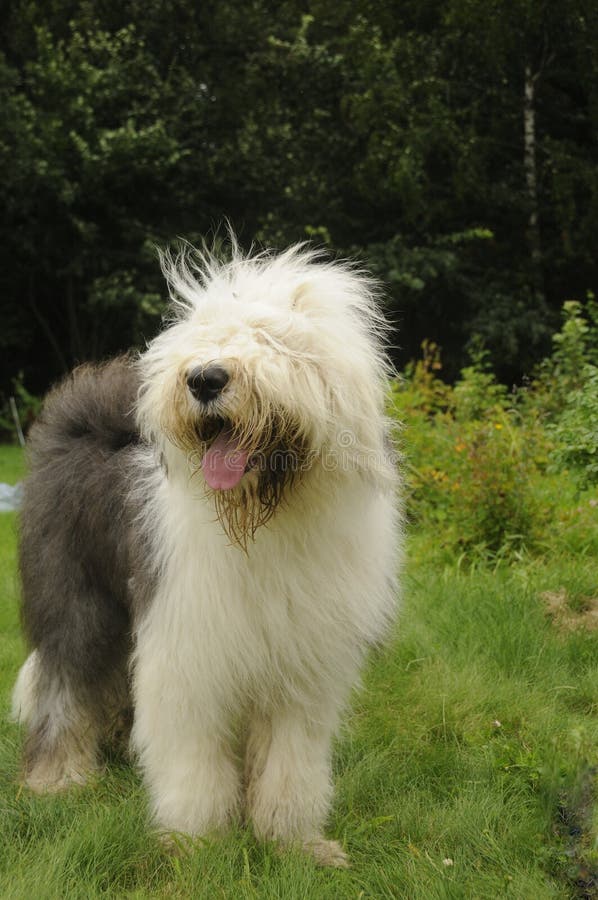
303 838 350 868
157 831 201 856
23 761 99 794
157 830 226 857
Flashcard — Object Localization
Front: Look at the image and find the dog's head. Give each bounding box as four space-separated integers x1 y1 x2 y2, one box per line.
137 240 395 544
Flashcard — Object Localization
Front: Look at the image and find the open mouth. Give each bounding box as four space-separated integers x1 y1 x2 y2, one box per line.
197 417 253 491
195 414 227 445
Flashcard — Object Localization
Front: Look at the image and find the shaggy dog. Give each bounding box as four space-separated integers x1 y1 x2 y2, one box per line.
12 242 401 867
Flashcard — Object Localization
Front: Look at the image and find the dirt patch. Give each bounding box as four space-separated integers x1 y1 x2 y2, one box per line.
540 588 598 633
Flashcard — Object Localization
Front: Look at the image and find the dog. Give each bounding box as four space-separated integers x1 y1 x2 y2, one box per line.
11 240 401 867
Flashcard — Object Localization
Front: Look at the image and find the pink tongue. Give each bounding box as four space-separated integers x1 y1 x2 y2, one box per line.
202 430 250 491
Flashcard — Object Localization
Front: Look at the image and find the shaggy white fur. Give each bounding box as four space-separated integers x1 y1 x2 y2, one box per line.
132 245 401 866
13 242 401 868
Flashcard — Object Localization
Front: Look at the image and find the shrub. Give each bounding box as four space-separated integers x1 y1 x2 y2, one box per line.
449 407 545 555
550 363 598 489
389 341 455 527
532 297 598 416
452 340 508 423
392 345 549 559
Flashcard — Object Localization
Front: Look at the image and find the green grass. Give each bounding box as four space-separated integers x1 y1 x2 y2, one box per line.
0 444 25 485
1 447 597 898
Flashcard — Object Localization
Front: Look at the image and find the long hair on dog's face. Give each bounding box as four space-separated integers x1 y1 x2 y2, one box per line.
136 241 396 546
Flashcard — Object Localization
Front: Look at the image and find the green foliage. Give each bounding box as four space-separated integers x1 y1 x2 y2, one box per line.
392 343 549 560
395 340 453 415
533 299 598 415
393 299 598 557
550 364 598 488
449 407 545 556
0 10 190 385
453 339 508 422
526 298 598 487
1 0 598 392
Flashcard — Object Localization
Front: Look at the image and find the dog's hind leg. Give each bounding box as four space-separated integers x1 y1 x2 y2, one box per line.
12 582 131 795
12 650 103 792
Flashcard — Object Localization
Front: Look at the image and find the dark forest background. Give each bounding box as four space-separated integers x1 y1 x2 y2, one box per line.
1 0 597 398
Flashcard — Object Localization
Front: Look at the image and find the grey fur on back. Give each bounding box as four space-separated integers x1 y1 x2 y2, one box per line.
19 356 144 705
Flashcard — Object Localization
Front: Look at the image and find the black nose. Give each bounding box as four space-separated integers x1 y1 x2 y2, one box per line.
187 364 230 403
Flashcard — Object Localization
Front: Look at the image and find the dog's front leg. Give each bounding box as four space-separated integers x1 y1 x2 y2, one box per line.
132 657 241 839
245 704 349 867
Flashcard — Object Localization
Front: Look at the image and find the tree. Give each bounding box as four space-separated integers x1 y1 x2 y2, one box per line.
1 0 597 398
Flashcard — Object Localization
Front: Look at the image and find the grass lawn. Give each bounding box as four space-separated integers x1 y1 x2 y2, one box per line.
0 444 25 486
0 446 596 898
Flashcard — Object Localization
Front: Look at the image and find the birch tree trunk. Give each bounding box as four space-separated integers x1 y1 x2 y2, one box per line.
523 63 545 303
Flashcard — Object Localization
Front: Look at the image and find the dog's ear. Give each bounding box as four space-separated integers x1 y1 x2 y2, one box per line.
290 277 336 315
291 282 312 311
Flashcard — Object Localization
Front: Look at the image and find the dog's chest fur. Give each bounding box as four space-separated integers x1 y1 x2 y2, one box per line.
131 445 397 719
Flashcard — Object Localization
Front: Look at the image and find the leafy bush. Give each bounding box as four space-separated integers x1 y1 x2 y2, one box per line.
452 340 508 423
527 298 598 488
390 342 455 528
550 364 598 488
532 298 598 416
391 343 549 559
449 407 545 556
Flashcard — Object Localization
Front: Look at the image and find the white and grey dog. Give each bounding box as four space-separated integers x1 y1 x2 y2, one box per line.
12 241 401 867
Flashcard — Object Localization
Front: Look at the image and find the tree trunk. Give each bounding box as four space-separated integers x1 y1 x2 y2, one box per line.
66 273 85 362
523 63 545 304
28 274 69 373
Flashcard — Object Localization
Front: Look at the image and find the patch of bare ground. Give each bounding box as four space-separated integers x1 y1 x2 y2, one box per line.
540 588 598 633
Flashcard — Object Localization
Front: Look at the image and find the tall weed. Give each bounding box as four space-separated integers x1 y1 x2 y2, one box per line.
392 343 549 559
550 363 598 488
532 297 598 415
535 298 598 487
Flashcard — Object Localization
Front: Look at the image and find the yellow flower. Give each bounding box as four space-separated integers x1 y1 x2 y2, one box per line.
494 423 503 430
